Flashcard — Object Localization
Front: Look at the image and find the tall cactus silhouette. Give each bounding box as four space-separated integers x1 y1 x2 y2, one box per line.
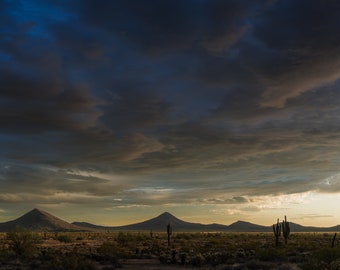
282 215 290 244
332 233 337 248
273 218 281 247
167 222 172 247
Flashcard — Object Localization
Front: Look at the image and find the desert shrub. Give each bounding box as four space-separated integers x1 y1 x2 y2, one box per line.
257 247 285 262
159 252 172 264
150 238 163 255
330 260 340 270
179 252 187 265
176 233 193 240
56 253 98 270
314 247 340 264
0 243 11 260
190 253 205 266
205 251 233 266
301 258 328 270
6 226 41 260
57 234 73 243
244 259 272 270
42 250 98 270
116 231 136 246
38 247 60 263
97 241 127 262
97 241 118 257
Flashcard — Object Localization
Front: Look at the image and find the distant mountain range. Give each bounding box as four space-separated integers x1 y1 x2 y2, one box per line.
0 208 339 232
74 213 340 233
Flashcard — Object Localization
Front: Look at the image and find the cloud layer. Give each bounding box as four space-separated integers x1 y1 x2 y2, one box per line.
1 0 340 225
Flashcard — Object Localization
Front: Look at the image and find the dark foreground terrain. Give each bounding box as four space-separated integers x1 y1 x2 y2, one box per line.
0 229 339 269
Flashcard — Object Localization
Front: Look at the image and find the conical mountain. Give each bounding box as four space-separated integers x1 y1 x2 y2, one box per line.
74 212 229 231
0 208 88 232
117 212 190 230
228 220 271 232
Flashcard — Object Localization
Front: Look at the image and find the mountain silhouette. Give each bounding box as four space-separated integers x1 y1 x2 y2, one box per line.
74 211 229 232
228 220 271 232
74 212 340 232
0 208 87 232
115 212 229 231
0 209 339 232
288 222 340 232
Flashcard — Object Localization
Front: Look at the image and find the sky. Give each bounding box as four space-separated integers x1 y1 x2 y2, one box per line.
1 0 340 227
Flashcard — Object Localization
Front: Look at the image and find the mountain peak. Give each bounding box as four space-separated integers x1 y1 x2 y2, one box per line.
155 212 183 223
29 208 47 215
228 220 269 232
24 208 56 220
159 212 175 218
232 220 252 225
0 208 88 232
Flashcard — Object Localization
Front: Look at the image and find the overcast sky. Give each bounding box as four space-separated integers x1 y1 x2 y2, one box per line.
1 0 340 226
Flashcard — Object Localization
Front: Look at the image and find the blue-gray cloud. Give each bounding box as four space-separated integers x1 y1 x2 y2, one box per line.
1 0 340 218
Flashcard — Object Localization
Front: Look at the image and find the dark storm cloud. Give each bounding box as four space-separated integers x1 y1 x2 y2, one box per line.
79 0 268 55
250 0 340 107
1 0 340 215
193 0 340 111
100 87 173 132
0 68 103 134
53 22 104 56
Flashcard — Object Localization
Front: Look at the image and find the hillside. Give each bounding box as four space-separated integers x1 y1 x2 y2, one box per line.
228 221 271 232
115 212 229 231
289 222 340 232
0 208 88 232
74 212 229 232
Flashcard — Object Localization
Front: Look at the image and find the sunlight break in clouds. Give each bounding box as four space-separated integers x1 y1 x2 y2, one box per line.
206 192 340 227
1 0 340 226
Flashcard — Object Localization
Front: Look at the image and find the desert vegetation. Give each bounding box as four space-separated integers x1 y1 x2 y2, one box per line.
0 228 339 269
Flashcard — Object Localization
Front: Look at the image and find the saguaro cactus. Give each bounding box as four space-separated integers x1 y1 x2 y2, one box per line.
332 233 337 248
167 222 172 247
273 218 281 247
282 215 290 244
